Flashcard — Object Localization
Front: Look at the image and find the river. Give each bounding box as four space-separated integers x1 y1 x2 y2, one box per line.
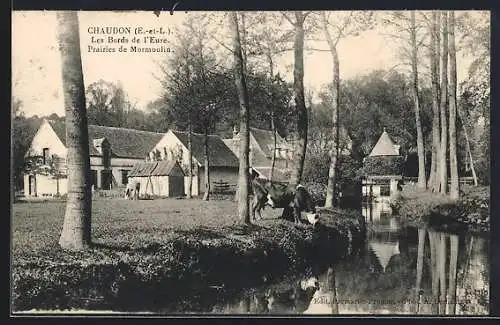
160 198 490 315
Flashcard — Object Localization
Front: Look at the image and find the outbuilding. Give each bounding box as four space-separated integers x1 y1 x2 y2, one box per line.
150 160 185 197
127 160 185 198
127 161 158 197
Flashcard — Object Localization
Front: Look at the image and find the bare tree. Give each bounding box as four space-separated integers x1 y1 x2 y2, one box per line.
448 11 459 199
320 12 341 208
428 12 441 192
229 12 251 224
439 12 449 194
319 11 373 207
242 13 292 181
410 11 427 190
56 11 92 251
283 11 309 186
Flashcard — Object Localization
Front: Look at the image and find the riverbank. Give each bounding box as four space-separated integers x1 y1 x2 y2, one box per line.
12 199 364 312
391 185 490 235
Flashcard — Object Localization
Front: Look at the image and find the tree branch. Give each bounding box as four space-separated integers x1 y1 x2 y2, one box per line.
281 12 296 27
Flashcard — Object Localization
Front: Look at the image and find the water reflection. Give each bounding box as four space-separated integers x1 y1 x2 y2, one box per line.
202 200 488 315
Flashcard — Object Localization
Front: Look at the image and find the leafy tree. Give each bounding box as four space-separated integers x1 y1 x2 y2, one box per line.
326 70 428 165
86 80 123 127
317 11 374 207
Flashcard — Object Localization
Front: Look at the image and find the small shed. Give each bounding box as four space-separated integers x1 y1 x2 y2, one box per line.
150 160 185 197
127 161 158 196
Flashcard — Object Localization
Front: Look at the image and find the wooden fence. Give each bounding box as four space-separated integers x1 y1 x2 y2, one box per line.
404 176 475 186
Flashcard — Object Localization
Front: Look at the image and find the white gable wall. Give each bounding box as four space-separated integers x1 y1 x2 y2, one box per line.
151 131 201 167
27 120 67 158
150 131 200 196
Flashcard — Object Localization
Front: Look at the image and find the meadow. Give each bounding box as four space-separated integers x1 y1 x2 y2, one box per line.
12 197 362 312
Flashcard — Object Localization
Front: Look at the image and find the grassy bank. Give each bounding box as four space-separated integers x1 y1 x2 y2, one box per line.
392 185 490 235
12 198 364 312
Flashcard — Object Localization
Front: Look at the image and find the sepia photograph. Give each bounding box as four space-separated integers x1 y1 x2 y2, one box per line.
11 10 490 316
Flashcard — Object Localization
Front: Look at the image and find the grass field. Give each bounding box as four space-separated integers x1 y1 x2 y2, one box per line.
12 197 286 259
10 196 365 311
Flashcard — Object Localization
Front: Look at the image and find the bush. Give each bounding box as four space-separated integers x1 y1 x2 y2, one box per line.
303 152 362 186
359 156 405 177
303 151 330 184
304 182 327 206
393 187 490 234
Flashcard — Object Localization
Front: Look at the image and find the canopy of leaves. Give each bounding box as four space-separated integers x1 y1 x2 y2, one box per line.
318 70 433 161
359 156 405 177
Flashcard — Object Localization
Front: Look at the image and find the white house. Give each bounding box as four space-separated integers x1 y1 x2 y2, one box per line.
149 129 240 196
23 119 164 197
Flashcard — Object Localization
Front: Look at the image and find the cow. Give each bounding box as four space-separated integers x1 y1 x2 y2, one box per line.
125 181 140 200
250 170 318 224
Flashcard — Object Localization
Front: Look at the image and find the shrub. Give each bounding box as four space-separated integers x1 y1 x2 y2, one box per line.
304 182 327 206
303 152 363 186
359 156 405 177
303 151 330 185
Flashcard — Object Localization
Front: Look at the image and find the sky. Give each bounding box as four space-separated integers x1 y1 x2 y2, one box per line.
12 11 482 117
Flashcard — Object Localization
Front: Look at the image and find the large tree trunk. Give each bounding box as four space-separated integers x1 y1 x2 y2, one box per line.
289 12 308 187
439 12 449 195
411 11 426 191
56 11 92 251
187 123 193 198
428 12 441 192
229 12 251 224
320 12 340 208
436 12 442 104
202 127 210 201
448 11 459 199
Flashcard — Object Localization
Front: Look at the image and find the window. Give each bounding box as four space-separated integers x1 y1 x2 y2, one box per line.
42 148 49 165
380 185 390 197
121 170 129 185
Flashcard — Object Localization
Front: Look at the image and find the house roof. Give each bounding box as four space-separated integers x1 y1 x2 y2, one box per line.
151 160 185 176
128 161 158 177
48 120 164 159
369 129 400 157
249 127 292 159
171 130 239 168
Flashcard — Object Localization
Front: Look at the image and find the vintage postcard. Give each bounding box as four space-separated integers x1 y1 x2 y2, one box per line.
11 10 490 316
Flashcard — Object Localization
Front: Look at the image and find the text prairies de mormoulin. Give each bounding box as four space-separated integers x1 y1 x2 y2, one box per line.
87 26 172 54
